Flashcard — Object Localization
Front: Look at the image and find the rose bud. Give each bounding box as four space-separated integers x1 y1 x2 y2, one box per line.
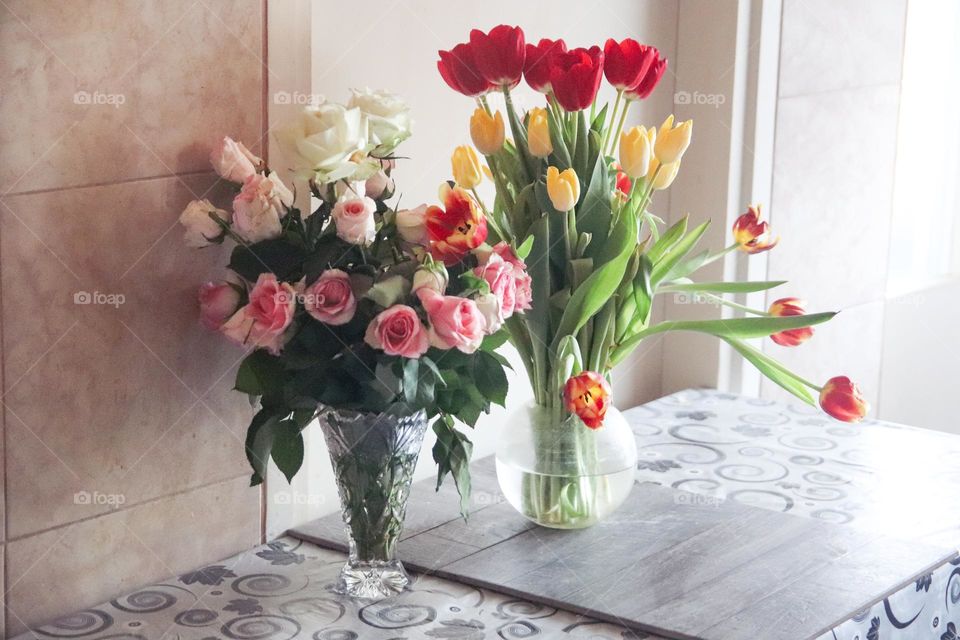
603 38 656 91
549 46 605 112
732 204 779 254
303 269 357 326
365 170 394 199
654 114 693 164
364 304 430 358
527 107 553 158
411 260 449 295
469 25 526 88
198 281 241 330
563 371 612 429
437 42 495 97
619 125 653 179
396 204 429 245
470 108 505 155
546 166 580 212
233 172 294 244
768 297 814 346
179 199 230 247
524 38 567 93
220 273 296 355
210 136 260 183
451 145 483 190
625 50 667 100
426 185 488 265
331 194 377 246
819 376 869 423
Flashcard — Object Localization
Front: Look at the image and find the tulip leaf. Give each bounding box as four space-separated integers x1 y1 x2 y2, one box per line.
525 216 553 395
661 280 788 293
650 220 710 285
552 208 638 351
722 337 816 405
577 155 614 261
646 215 689 263
516 234 534 260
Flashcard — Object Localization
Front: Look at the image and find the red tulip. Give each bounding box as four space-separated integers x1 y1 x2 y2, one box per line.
426 186 488 265
563 371 611 429
524 38 567 93
732 204 778 254
550 46 605 112
768 297 814 347
438 43 495 97
819 376 869 423
603 38 656 91
613 163 632 195
469 25 525 88
625 50 667 100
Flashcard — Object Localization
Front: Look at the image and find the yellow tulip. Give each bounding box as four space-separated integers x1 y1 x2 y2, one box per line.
654 114 693 164
619 126 652 179
470 108 505 155
527 107 553 158
647 158 680 191
546 166 580 212
451 145 483 190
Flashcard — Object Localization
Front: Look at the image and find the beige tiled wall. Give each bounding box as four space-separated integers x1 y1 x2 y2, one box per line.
762 0 907 408
0 1 266 634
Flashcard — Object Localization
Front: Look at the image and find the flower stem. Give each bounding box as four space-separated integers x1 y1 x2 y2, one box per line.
601 90 623 154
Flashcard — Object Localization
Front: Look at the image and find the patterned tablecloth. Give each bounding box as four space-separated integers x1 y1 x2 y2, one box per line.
14 389 960 640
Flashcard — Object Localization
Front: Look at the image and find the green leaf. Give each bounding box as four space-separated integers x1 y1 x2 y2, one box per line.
228 238 306 281
235 350 285 407
402 358 419 405
246 410 282 483
271 420 305 483
474 351 508 407
432 415 474 518
577 155 614 261
650 220 710 286
480 330 509 352
646 215 688 264
516 234 534 260
420 356 447 386
365 274 411 308
552 209 638 349
722 337 816 405
633 254 653 324
591 102 609 132
661 280 788 294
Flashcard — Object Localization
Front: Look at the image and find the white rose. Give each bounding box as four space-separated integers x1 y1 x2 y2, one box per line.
232 172 294 243
209 137 261 183
179 199 229 247
474 293 504 333
332 195 377 245
348 88 412 156
276 103 368 182
365 170 394 199
395 204 429 245
411 263 448 295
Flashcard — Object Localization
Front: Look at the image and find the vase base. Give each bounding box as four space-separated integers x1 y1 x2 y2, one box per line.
335 559 410 600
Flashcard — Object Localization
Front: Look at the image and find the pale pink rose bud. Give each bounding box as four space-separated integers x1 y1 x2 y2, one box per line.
474 293 503 333
179 199 230 247
198 282 241 330
365 170 394 199
411 262 449 295
233 172 294 243
332 196 377 245
303 269 357 325
210 137 259 183
396 204 429 244
417 288 487 354
364 304 430 358
220 273 296 354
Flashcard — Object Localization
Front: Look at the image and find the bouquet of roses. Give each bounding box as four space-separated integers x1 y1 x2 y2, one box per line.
179 89 524 513
435 26 867 526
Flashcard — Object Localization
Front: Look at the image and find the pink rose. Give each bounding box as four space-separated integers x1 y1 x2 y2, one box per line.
198 281 241 330
491 242 532 312
417 289 487 354
233 172 294 243
332 196 376 245
303 269 356 325
365 170 394 199
364 305 429 358
210 137 260 183
395 205 429 244
474 253 517 319
220 273 296 354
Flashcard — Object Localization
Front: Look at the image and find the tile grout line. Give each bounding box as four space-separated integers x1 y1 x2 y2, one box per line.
4 472 252 544
0 170 220 200
1 137 6 634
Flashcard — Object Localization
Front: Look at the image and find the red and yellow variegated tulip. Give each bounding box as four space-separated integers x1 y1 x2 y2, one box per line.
426 185 488 265
563 371 611 429
768 297 814 347
819 376 869 423
732 204 779 254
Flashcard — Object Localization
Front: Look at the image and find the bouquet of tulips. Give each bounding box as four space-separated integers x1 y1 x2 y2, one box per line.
436 26 867 523
179 89 523 512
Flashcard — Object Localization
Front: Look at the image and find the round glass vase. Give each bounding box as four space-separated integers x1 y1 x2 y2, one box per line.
316 406 429 600
495 402 637 529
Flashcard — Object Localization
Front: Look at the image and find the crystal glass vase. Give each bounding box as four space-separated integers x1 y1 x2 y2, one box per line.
495 401 638 529
317 406 428 599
